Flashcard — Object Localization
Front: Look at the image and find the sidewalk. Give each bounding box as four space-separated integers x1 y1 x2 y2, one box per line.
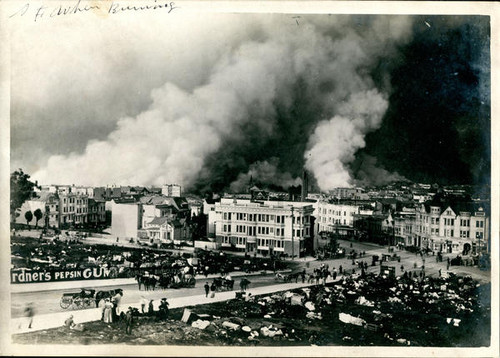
11 280 315 335
11 269 291 294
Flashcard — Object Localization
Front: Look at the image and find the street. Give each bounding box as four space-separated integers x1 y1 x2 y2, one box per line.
11 238 490 321
11 273 281 319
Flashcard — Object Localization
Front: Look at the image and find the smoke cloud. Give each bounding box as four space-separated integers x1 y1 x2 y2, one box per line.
28 14 415 192
304 89 389 190
229 158 302 193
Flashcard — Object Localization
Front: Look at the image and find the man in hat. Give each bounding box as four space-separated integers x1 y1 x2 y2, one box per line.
125 307 134 334
204 282 210 297
159 298 169 320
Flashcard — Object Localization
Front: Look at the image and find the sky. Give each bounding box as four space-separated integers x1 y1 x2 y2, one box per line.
9 10 491 194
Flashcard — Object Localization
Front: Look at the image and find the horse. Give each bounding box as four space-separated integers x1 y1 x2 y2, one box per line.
275 273 286 281
135 274 145 290
158 274 173 289
95 288 123 307
143 276 158 291
223 279 234 291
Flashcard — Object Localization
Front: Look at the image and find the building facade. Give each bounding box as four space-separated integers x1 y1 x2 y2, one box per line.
87 199 106 226
162 184 182 197
413 202 489 254
59 193 89 226
214 198 314 257
315 201 362 234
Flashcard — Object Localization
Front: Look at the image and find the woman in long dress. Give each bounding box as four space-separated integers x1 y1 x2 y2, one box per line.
103 299 113 323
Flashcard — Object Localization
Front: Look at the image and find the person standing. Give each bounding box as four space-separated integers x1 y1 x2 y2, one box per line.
125 307 134 334
148 299 155 316
159 298 169 320
24 303 35 329
210 282 216 297
113 291 123 317
204 282 210 297
140 296 147 314
103 299 113 323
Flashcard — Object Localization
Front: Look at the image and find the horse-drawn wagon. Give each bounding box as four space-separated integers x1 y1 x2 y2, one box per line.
59 289 95 309
59 288 123 309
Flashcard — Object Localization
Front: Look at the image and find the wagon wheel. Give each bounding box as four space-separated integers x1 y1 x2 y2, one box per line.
73 297 84 309
60 297 72 309
83 298 93 308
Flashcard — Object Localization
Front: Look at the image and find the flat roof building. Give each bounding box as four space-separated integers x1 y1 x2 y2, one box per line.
214 198 314 258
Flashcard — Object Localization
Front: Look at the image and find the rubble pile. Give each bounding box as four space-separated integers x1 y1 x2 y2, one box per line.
172 272 490 346
13 273 490 346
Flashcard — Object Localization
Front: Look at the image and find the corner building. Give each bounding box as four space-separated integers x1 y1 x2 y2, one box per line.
214 198 314 258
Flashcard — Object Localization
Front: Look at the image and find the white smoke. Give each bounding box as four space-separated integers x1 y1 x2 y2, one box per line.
304 89 389 190
31 15 413 189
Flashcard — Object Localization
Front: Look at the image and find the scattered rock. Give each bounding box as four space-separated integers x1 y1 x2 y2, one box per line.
304 301 315 311
191 320 210 330
222 321 241 331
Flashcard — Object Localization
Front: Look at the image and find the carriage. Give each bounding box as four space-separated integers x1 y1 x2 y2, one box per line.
169 274 196 289
212 277 234 291
59 289 96 309
137 271 196 290
59 288 123 309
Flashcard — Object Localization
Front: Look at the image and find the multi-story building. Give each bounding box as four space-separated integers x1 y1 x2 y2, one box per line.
329 187 368 200
59 193 89 226
413 200 489 254
139 195 190 227
45 193 61 228
315 201 362 234
162 184 182 197
214 198 314 258
384 208 416 247
139 217 190 245
87 199 106 226
353 213 388 245
71 186 95 198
